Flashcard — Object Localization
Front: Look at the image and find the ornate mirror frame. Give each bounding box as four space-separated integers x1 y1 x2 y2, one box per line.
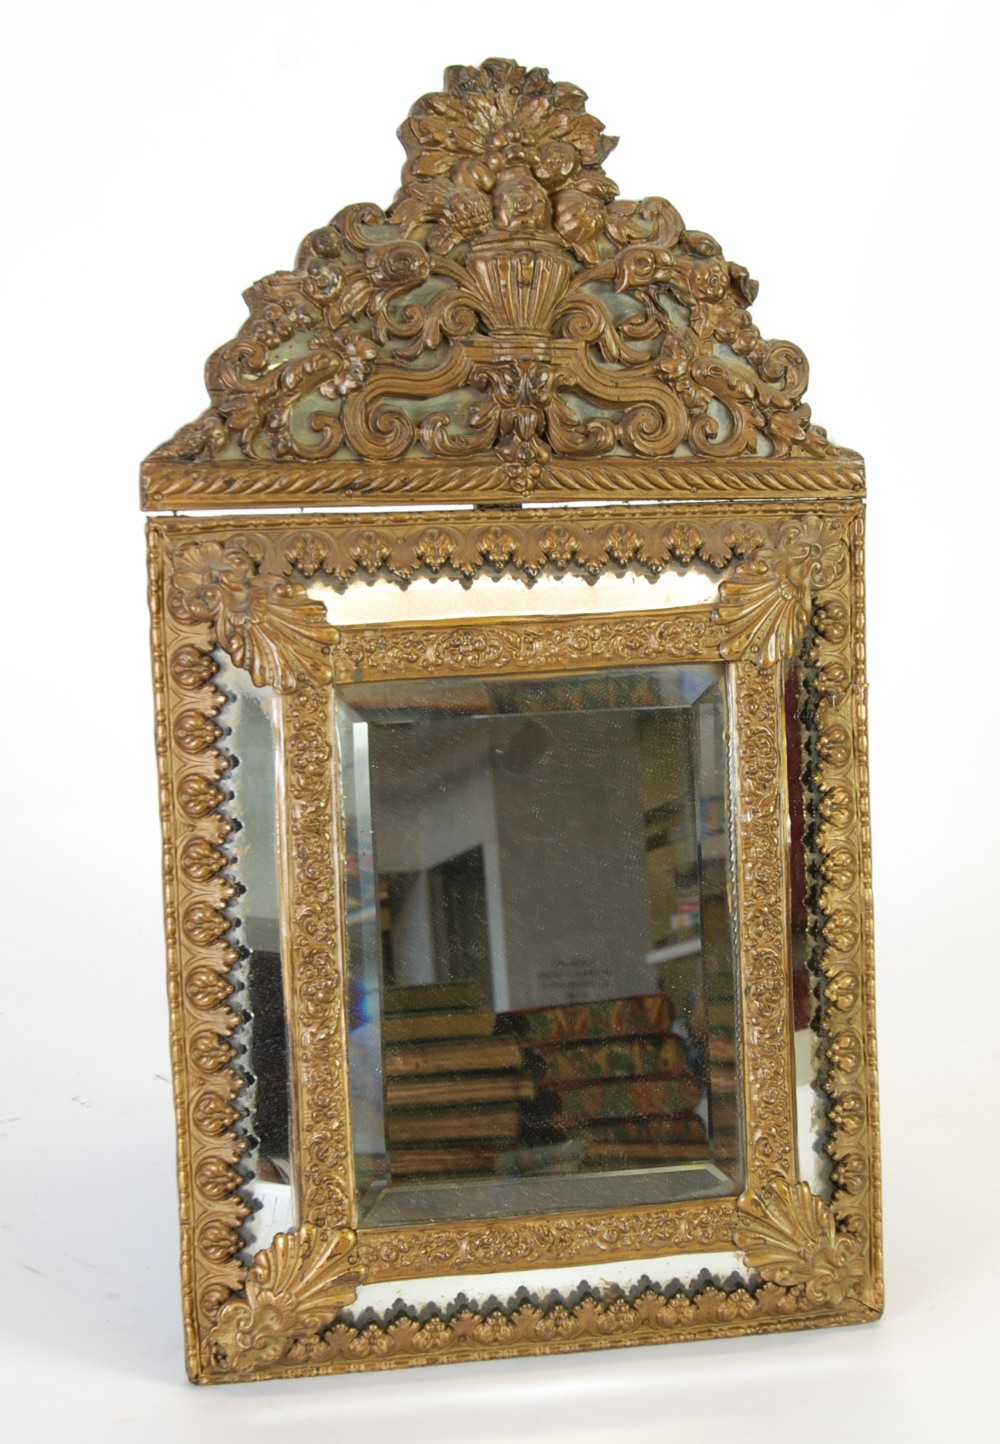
144 59 881 1383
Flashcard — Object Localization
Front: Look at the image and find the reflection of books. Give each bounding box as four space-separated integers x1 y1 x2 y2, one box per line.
706 998 735 1028
378 981 721 1182
493 1139 590 1175
384 1036 522 1077
583 1140 711 1164
384 982 482 1014
708 1064 737 1094
382 1010 497 1043
582 1114 706 1145
385 1106 521 1144
528 1034 686 1085
709 1091 738 1137
386 1074 537 1108
498 993 674 1045
542 1075 702 1129
708 1036 737 1065
390 1145 500 1176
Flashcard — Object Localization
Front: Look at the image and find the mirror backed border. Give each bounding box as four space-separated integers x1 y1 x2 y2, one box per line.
147 498 880 1381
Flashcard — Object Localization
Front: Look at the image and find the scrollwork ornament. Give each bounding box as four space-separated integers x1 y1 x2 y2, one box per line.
334 611 720 683
151 495 879 1334
147 498 882 1377
147 58 858 506
279 682 354 1230
143 33 881 1354
160 510 852 673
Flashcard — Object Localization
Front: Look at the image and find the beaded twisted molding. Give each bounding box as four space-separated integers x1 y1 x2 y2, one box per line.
142 57 862 513
148 498 880 1382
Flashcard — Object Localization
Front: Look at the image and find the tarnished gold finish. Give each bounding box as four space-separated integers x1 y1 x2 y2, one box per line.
149 534 249 1370
144 58 880 1384
149 499 880 1377
731 659 797 1183
813 513 881 1269
354 1196 737 1285
331 609 719 682
715 515 847 665
261 509 798 1284
222 1281 869 1382
155 504 844 689
276 682 356 1230
226 507 806 586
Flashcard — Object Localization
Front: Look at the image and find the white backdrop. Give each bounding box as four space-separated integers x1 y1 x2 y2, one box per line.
2 3 998 1439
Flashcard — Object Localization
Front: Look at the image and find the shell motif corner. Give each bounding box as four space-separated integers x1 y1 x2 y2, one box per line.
209 1226 365 1375
167 540 340 692
713 514 848 667
735 1178 866 1309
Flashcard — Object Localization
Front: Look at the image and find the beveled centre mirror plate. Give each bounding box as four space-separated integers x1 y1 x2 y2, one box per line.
339 661 741 1226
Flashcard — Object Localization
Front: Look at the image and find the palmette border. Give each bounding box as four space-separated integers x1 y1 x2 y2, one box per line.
809 512 881 1281
147 500 880 1383
149 530 253 1379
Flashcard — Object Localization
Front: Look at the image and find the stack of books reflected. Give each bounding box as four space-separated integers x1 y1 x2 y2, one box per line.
381 984 710 1178
382 982 533 1177
502 993 708 1170
696 886 741 1172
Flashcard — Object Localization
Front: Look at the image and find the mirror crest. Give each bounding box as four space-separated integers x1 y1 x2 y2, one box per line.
143 55 860 512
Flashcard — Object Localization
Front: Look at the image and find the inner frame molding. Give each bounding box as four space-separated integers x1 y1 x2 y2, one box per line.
144 57 879 1384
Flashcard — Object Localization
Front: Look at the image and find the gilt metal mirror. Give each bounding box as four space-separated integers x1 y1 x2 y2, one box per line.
144 58 881 1383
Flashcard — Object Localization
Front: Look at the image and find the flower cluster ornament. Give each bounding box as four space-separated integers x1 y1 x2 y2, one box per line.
394 57 619 256
154 58 849 488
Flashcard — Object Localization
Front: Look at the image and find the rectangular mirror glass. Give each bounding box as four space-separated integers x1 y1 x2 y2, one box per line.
337 662 743 1226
